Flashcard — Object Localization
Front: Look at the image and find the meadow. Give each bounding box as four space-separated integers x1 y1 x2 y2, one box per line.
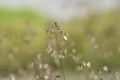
0 8 120 80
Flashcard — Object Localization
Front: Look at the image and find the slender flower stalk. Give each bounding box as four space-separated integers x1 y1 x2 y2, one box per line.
55 33 66 80
46 22 67 80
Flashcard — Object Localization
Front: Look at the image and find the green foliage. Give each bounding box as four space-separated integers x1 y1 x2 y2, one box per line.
0 9 120 75
0 9 47 75
63 10 120 70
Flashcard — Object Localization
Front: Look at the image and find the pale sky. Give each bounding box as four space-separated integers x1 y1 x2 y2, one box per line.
0 0 118 20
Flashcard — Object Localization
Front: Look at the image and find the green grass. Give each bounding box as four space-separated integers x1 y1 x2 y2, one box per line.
0 72 117 80
0 8 47 75
63 10 120 70
0 9 120 75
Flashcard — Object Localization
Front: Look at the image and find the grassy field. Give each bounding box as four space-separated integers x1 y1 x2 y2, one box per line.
63 10 120 70
0 9 47 75
0 72 119 80
0 9 120 77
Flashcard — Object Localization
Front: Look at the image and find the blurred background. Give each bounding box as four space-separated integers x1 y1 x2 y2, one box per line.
0 0 120 79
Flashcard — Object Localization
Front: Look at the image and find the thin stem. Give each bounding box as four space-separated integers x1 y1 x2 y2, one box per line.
60 58 66 80
55 35 66 80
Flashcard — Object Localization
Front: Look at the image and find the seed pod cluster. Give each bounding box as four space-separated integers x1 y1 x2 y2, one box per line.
46 22 68 61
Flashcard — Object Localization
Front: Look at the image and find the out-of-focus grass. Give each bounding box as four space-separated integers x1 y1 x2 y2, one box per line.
0 9 47 75
0 8 120 75
63 10 120 70
0 8 46 22
0 72 117 80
